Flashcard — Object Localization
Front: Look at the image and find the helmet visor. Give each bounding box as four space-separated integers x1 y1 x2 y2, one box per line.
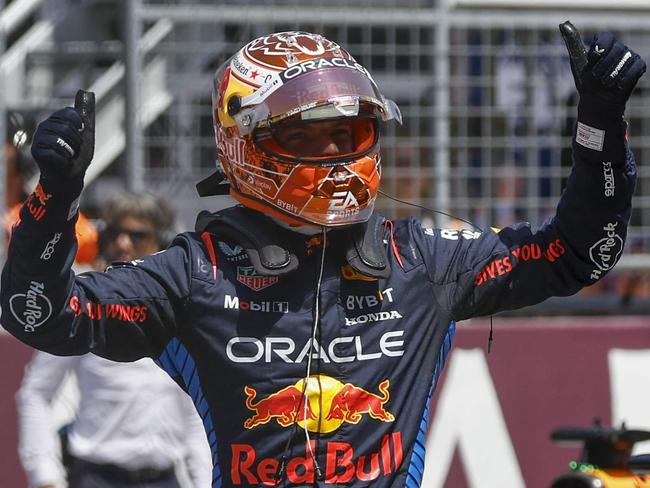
234 67 401 134
254 116 377 163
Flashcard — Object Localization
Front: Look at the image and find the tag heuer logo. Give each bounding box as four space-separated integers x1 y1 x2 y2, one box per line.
237 266 279 291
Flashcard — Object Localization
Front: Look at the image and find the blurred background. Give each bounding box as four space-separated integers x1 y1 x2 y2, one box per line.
1 0 650 487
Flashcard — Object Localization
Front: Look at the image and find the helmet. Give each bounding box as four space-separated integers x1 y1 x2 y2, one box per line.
211 31 401 227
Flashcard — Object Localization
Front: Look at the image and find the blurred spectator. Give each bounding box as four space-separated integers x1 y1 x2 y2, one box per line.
92 192 176 271
16 192 211 488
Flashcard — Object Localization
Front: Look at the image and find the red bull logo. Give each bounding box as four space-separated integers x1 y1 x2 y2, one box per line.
243 375 394 433
34 184 52 206
25 184 52 221
326 379 394 424
243 384 316 429
232 433 403 485
238 376 399 484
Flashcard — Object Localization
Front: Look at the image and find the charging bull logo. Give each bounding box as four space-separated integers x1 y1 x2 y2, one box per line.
243 384 316 429
326 379 394 424
243 375 394 433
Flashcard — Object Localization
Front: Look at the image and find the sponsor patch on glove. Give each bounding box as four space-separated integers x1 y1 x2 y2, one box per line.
576 122 604 151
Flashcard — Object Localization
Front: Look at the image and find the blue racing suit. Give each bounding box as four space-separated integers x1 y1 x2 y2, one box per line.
1 97 636 487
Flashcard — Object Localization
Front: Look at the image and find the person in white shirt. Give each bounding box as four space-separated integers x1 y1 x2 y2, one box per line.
16 192 212 488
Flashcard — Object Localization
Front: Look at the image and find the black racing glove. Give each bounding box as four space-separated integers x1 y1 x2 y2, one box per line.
560 22 645 161
561 22 646 106
31 90 95 182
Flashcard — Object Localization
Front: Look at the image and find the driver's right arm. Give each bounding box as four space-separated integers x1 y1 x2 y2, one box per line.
0 92 189 361
1 184 191 360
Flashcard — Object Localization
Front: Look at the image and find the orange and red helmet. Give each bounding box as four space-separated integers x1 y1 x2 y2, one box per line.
211 31 401 227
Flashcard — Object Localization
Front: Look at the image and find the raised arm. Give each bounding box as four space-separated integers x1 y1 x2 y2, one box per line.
1 91 188 360
414 25 646 319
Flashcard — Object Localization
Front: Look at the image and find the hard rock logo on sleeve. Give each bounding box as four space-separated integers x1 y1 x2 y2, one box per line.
589 222 623 280
9 281 52 332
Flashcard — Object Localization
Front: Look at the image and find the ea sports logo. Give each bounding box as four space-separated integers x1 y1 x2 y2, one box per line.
328 191 359 211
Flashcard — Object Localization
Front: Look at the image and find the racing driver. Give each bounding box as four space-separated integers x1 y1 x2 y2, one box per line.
1 26 646 488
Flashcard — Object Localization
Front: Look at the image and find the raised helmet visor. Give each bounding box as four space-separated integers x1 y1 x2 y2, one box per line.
230 66 402 136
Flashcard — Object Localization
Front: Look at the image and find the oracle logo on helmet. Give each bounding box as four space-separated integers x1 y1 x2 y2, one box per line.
280 57 373 82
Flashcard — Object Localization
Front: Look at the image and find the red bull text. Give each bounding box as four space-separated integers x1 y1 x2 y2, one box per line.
231 433 404 485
